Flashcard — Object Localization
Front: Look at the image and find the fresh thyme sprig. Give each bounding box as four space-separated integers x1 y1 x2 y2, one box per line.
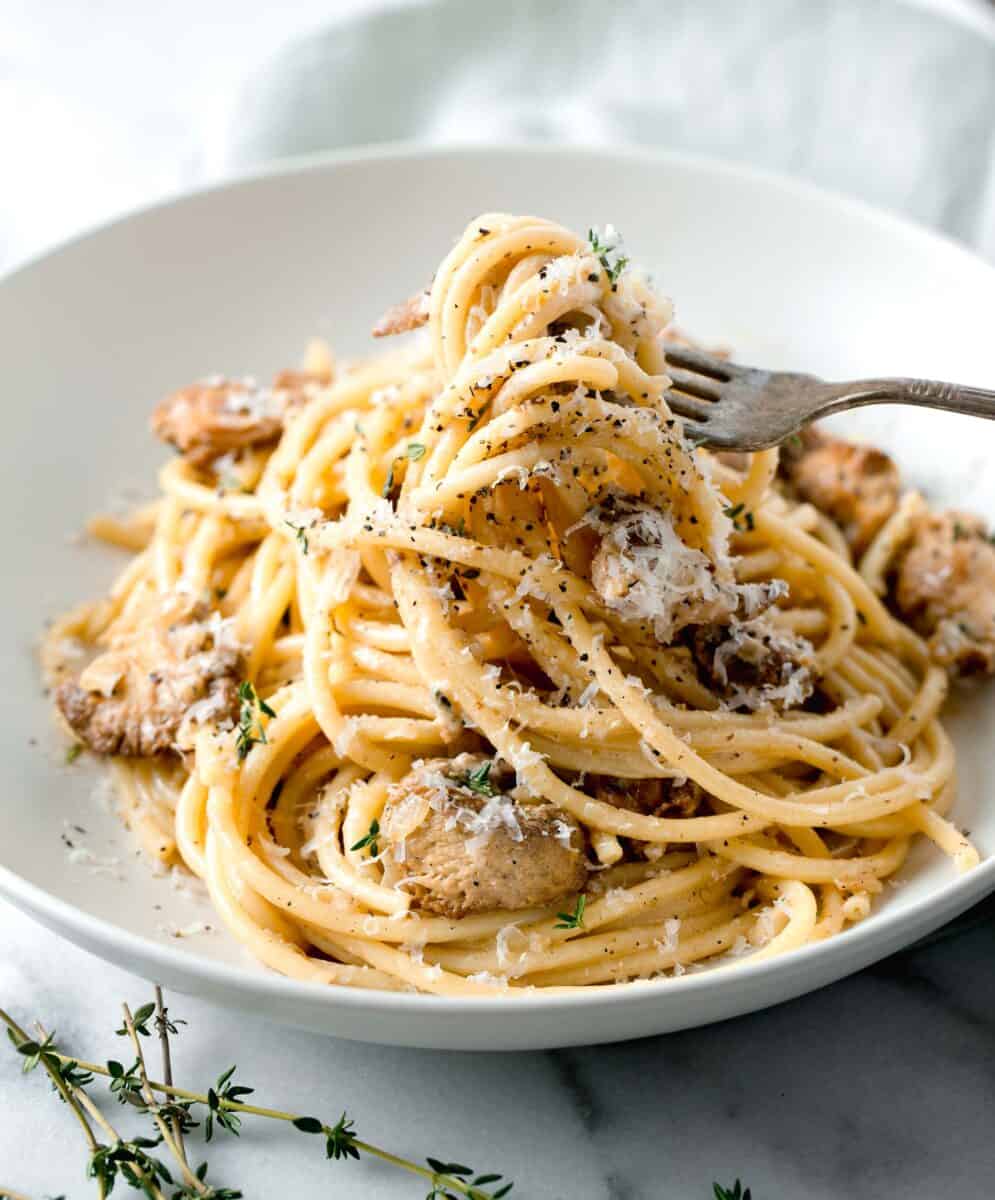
2 995 751 1200
235 682 275 762
714 1182 752 1200
722 503 755 533
554 894 586 930
382 460 396 499
153 985 193 1161
349 817 380 858
284 520 310 555
587 227 629 289
459 760 497 797
120 1004 208 1196
204 1066 254 1141
381 443 425 503
0 996 515 1200
30 1020 170 1199
1 1011 107 1197
116 1002 156 1038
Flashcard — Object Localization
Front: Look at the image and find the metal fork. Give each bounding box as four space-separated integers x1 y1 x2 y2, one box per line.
663 343 995 451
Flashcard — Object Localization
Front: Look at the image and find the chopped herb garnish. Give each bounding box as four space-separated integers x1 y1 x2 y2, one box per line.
460 760 496 797
381 461 395 499
349 818 380 858
554 894 586 930
235 682 275 762
65 743 82 765
587 227 629 288
723 503 754 532
406 442 426 461
284 520 309 555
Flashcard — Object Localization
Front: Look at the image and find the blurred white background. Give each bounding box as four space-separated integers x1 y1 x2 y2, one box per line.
2 0 993 274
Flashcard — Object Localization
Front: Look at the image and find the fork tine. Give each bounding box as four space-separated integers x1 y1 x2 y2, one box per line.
662 343 734 380
666 367 721 402
665 391 714 422
678 419 712 447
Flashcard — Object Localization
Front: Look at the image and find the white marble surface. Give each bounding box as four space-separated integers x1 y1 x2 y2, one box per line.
4 1 995 1196
5 902 995 1198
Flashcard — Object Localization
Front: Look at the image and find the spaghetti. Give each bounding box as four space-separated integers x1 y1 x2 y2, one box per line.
44 213 980 994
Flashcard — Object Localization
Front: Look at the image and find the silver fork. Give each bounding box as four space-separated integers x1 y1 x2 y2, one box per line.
662 343 995 451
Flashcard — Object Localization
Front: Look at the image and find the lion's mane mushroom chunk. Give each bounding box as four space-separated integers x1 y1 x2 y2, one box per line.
688 619 815 711
780 429 900 558
371 290 431 338
586 493 784 646
589 775 707 818
151 374 312 468
55 597 244 757
378 754 588 918
892 510 995 676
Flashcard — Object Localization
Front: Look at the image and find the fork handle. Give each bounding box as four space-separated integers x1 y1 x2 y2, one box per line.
815 377 995 421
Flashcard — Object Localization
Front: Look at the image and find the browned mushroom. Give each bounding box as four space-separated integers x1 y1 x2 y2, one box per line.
55 596 244 757
588 774 706 819
588 492 786 644
688 619 814 711
378 754 588 918
892 510 995 676
371 290 431 338
780 428 901 557
151 374 313 468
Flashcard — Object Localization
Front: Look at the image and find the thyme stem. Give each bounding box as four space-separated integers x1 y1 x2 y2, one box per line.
153 985 188 1168
34 1023 167 1200
0 1008 106 1200
121 1004 206 1196
23 1048 496 1198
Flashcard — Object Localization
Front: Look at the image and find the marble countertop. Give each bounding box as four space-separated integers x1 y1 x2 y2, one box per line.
4 1 995 1196
5 901 995 1198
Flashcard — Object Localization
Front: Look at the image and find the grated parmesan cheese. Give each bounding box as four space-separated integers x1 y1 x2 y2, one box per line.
658 917 682 953
222 382 285 420
65 845 124 879
156 920 215 938
467 971 509 987
587 502 734 644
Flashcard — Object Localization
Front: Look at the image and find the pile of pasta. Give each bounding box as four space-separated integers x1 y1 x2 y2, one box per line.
45 213 978 994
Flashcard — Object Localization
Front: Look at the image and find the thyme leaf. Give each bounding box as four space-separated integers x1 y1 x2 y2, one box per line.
459 761 497 798
349 818 380 858
235 682 275 762
554 894 586 930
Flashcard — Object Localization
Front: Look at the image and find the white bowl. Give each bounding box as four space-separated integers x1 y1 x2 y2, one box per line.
2 144 994 1050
